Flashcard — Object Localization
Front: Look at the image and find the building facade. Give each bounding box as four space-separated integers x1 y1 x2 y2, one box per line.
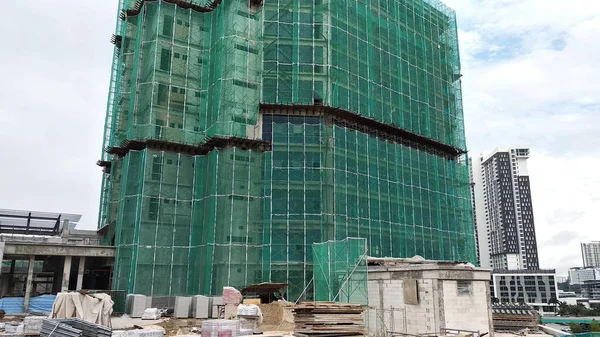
490 270 558 315
470 148 539 270
555 276 568 284
582 242 600 267
97 0 476 299
568 267 600 285
582 280 600 300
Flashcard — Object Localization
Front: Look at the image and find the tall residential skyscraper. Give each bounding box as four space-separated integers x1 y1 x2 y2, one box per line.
470 148 539 270
97 0 475 299
582 242 600 267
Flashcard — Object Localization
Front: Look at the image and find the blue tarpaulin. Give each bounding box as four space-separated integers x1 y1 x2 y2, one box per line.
29 294 56 313
0 295 56 314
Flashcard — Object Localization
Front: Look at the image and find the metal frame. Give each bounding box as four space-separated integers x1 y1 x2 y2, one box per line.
0 210 80 236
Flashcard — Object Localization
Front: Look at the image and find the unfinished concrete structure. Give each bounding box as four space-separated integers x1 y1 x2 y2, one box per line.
0 209 114 311
366 257 493 336
98 0 475 300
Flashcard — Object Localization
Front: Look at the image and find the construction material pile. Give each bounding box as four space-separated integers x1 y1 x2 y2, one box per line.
491 303 540 332
40 318 112 337
201 319 241 337
291 302 368 337
41 319 83 336
52 292 114 327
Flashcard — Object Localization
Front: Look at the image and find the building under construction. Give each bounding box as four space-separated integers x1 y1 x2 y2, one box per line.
97 0 475 300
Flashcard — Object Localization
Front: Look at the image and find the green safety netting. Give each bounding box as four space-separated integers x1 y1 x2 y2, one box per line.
98 0 475 299
313 238 368 305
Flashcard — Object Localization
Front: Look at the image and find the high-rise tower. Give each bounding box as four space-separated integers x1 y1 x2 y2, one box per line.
582 242 600 267
471 148 539 270
97 0 475 299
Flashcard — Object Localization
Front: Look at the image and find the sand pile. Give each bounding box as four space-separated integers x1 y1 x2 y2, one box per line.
258 301 294 331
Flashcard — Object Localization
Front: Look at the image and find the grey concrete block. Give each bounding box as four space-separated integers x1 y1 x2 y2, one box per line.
191 295 211 319
126 294 150 318
174 296 192 318
211 296 223 318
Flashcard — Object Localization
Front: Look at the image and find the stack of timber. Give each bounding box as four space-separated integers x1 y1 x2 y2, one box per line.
291 302 368 337
491 303 540 332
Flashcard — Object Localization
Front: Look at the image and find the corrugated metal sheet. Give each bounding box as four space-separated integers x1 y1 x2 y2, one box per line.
41 319 82 337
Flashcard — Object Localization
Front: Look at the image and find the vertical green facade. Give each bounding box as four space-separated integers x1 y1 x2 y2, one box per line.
98 0 475 299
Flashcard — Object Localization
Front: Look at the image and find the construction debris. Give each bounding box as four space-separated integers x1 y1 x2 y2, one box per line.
492 303 540 332
141 308 162 320
23 316 45 334
291 302 368 337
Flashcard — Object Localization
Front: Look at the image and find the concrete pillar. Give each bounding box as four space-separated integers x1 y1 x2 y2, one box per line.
76 257 86 290
8 260 15 295
62 256 72 292
23 256 35 312
0 242 5 275
62 219 70 239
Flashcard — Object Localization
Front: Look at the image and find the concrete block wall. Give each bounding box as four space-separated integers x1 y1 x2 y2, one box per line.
442 280 491 334
367 278 438 335
367 264 493 337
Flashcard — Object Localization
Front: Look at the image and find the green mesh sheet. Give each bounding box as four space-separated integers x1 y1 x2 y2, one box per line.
97 0 475 299
313 238 368 305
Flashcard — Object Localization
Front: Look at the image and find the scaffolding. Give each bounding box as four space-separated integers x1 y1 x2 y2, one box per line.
98 0 475 300
313 238 368 305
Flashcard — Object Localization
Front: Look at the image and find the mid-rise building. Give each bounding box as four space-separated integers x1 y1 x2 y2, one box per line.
581 280 600 300
568 267 600 285
581 241 600 267
557 290 594 307
490 269 558 315
470 148 539 270
96 0 476 298
555 276 568 284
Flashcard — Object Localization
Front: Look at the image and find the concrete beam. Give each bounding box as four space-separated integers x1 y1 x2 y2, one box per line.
23 256 35 312
4 243 114 258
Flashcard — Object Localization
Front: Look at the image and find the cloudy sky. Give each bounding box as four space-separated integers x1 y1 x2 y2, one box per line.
0 1 598 275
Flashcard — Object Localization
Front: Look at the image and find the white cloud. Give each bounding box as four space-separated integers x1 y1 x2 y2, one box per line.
446 0 600 274
0 0 597 277
529 154 600 272
0 0 117 227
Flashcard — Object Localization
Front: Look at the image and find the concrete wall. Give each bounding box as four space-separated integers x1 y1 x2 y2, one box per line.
367 264 493 337
367 276 439 335
441 280 490 333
